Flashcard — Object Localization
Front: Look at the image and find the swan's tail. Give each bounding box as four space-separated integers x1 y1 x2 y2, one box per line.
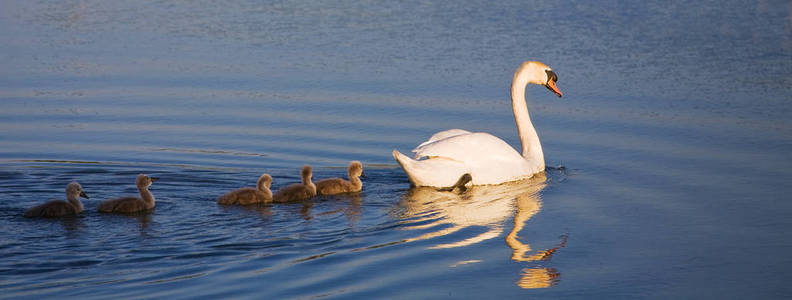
392 149 469 188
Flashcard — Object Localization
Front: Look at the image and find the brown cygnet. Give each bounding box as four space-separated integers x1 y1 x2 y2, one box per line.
24 182 88 218
98 174 158 214
315 161 365 195
272 165 316 202
217 173 273 205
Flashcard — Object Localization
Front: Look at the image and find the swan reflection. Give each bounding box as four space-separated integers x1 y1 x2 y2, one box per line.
397 173 566 289
518 267 560 289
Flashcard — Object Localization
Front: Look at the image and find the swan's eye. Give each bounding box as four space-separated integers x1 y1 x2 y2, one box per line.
545 70 558 83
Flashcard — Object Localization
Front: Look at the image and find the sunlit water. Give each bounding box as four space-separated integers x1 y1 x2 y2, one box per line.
1 1 791 298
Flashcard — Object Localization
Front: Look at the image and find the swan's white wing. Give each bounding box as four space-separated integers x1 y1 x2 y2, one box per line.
413 129 472 156
396 132 538 186
413 132 523 163
393 150 469 187
409 133 534 185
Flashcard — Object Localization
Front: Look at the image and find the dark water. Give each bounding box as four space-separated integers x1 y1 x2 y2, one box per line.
1 0 791 298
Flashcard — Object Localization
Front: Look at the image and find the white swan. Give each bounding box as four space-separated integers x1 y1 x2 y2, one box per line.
393 61 562 187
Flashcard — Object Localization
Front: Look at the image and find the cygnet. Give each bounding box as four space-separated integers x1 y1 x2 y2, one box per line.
272 165 316 202
315 161 365 195
217 173 273 205
24 182 88 218
98 174 158 214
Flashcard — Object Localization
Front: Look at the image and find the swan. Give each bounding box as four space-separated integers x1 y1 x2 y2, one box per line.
98 174 158 213
315 161 365 195
23 182 89 218
217 173 273 205
392 61 562 187
272 165 316 202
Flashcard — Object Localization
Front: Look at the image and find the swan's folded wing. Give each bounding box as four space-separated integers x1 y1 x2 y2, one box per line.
413 129 472 156
413 132 523 163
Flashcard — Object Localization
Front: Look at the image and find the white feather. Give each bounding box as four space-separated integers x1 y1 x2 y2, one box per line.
413 129 471 156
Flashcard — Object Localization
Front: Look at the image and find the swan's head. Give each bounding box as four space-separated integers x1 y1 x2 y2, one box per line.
301 165 313 181
516 61 562 98
136 174 158 188
258 174 273 189
348 161 365 178
66 181 89 199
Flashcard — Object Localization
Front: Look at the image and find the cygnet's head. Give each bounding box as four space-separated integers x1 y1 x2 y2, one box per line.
301 165 313 181
66 181 89 199
258 174 273 189
515 61 562 98
136 174 159 188
348 161 365 178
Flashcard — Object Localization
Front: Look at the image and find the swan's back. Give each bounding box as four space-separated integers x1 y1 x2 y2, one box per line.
414 132 528 164
24 200 78 218
396 132 539 186
414 129 472 151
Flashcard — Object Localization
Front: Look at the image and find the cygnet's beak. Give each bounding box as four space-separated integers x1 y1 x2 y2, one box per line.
80 191 89 199
150 177 160 183
360 171 367 179
545 80 563 98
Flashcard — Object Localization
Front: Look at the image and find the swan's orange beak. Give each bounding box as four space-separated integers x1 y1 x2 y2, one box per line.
545 80 562 98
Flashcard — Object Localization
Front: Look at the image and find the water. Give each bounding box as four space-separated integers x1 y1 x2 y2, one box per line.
1 0 791 298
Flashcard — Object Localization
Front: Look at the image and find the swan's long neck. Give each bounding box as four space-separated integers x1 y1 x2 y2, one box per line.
511 73 545 171
139 186 155 208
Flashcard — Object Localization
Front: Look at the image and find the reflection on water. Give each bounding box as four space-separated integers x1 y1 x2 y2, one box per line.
218 204 273 218
320 194 363 226
1 0 790 297
50 215 85 235
398 173 567 288
518 267 561 289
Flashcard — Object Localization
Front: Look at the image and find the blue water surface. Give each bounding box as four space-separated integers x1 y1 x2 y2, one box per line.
1 1 791 298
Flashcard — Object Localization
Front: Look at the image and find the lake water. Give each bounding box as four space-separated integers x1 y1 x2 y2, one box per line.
1 0 791 298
